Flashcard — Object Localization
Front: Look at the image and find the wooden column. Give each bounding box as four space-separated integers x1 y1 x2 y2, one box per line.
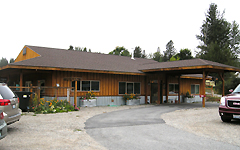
202 70 206 107
158 76 161 104
74 80 77 106
29 84 33 106
222 73 225 96
145 76 148 104
37 81 40 103
219 72 225 96
178 75 181 104
165 74 168 103
20 71 23 91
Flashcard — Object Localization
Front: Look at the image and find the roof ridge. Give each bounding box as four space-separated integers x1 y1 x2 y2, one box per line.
26 45 158 61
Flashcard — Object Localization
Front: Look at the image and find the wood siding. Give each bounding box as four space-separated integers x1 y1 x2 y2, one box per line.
20 70 146 97
168 76 202 96
5 69 204 98
15 46 40 63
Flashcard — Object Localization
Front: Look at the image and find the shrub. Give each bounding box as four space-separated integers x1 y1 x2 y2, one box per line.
30 95 79 114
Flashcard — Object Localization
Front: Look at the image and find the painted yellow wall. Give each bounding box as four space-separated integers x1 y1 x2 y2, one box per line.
15 46 40 62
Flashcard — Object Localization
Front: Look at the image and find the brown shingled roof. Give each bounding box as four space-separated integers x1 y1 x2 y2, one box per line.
140 58 240 72
8 45 240 74
10 45 157 74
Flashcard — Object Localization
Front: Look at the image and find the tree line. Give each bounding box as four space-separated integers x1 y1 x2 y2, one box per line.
68 3 240 68
2 3 240 95
0 57 14 67
68 3 240 94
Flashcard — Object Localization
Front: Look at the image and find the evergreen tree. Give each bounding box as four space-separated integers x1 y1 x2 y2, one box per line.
133 46 146 58
196 3 240 67
163 40 176 62
68 45 74 50
0 57 9 67
178 49 193 60
10 58 15 63
109 46 130 57
152 47 163 62
229 21 240 58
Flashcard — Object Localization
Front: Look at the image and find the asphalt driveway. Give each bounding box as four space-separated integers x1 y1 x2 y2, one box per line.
85 103 239 150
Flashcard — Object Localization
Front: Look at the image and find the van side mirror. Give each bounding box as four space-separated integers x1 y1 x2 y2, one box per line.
229 89 233 93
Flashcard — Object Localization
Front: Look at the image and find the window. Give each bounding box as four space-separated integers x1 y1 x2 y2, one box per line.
71 80 100 91
91 81 100 91
119 82 126 94
82 81 90 91
119 82 141 94
191 84 200 94
169 83 179 94
127 83 133 94
134 83 140 94
23 48 26 55
72 81 80 91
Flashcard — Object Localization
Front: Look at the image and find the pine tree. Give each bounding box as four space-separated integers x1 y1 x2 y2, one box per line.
163 40 176 62
196 3 240 67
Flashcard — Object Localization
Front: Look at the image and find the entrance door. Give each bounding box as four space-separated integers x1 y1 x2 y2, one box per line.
151 81 163 104
151 83 158 103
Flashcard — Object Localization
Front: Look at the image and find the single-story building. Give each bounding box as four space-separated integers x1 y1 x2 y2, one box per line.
0 45 239 107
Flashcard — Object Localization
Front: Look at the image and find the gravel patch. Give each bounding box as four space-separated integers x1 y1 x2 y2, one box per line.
161 107 240 147
0 105 147 150
2 104 239 149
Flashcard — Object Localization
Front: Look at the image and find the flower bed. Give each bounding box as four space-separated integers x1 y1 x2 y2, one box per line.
126 99 140 105
123 93 140 105
79 99 97 107
31 94 79 114
79 91 97 107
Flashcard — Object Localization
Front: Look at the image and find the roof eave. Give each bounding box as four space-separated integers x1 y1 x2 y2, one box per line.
140 65 240 73
2 65 146 76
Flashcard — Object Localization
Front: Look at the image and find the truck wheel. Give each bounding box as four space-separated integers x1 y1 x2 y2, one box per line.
221 116 231 122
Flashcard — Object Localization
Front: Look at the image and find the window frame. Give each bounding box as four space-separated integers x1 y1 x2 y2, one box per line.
71 80 100 92
23 47 26 55
168 83 179 95
191 84 200 94
118 81 141 95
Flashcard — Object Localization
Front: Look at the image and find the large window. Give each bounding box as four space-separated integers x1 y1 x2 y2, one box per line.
71 80 100 91
72 81 80 91
191 84 200 94
169 83 179 94
119 82 141 94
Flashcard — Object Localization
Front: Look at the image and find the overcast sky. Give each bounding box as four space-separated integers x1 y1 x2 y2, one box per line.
1 0 239 61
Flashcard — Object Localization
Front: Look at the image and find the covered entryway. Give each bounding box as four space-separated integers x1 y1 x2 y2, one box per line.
150 80 163 104
142 59 240 107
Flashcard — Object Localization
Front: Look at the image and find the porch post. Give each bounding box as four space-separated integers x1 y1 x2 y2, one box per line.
158 76 161 104
165 74 168 103
178 75 181 104
219 72 225 96
74 80 77 106
202 70 206 107
20 70 23 91
145 76 148 104
222 73 225 96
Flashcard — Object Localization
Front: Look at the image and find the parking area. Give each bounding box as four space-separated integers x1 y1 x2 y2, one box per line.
0 103 239 150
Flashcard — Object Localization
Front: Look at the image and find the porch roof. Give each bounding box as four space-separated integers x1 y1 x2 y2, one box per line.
140 58 240 73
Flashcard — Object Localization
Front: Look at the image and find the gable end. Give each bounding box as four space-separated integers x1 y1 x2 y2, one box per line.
15 46 41 63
